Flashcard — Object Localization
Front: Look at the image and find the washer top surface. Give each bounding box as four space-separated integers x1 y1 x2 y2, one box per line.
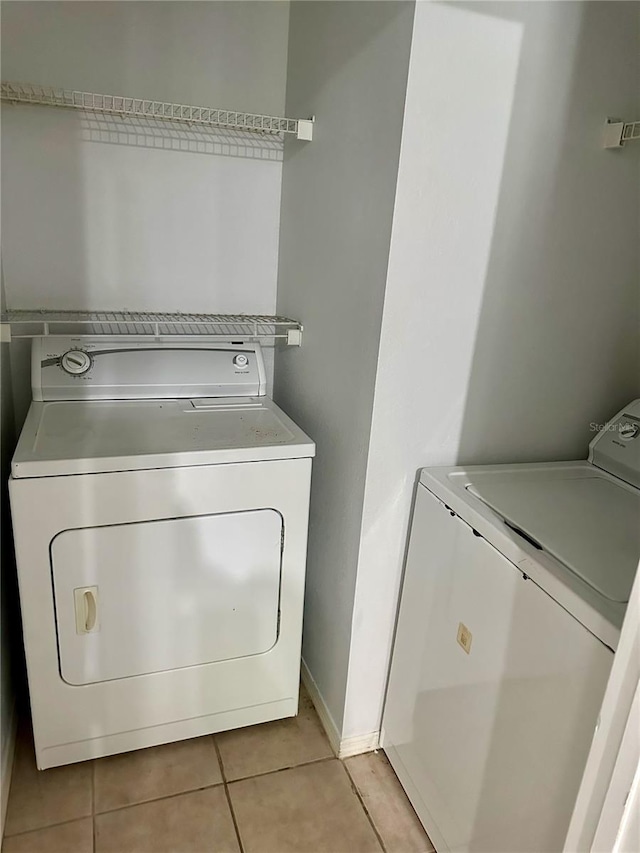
420 461 639 649
419 401 640 649
12 396 315 478
465 469 639 604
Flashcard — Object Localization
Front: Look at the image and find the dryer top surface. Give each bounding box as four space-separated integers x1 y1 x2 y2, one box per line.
12 396 315 478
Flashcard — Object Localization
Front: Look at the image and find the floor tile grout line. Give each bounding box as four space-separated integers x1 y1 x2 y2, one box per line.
87 754 339 820
90 736 223 816
84 753 341 821
223 783 245 853
3 815 94 840
210 734 224 783
225 753 336 786
364 752 435 853
345 754 435 853
91 781 226 817
342 760 388 853
6 755 391 844
213 737 245 853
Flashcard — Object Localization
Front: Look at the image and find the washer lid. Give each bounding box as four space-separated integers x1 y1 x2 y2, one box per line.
467 473 640 603
11 396 315 478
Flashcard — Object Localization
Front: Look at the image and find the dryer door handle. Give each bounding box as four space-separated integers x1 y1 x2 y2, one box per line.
84 590 97 632
74 586 100 634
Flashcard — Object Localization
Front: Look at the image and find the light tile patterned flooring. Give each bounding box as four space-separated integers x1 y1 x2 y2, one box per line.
2 687 434 853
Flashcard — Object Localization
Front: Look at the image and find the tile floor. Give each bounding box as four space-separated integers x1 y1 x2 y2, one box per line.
2 687 433 853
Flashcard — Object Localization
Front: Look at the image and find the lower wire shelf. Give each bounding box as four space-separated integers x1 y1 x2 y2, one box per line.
0 310 303 346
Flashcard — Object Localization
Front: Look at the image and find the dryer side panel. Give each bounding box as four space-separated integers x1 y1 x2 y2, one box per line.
51 509 283 685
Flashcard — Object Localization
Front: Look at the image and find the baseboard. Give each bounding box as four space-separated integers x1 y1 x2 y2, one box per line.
301 658 341 756
301 660 379 759
0 701 18 841
337 730 380 759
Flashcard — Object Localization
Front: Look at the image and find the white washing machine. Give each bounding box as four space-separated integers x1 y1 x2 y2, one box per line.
382 400 640 853
9 336 315 769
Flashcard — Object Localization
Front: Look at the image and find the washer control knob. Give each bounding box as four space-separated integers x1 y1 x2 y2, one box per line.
619 423 639 441
60 350 92 375
233 354 249 369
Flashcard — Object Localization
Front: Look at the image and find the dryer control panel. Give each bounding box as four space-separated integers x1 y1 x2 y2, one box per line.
32 337 267 401
589 399 640 489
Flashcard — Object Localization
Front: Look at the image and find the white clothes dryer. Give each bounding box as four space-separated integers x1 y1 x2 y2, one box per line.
382 400 640 853
10 337 315 769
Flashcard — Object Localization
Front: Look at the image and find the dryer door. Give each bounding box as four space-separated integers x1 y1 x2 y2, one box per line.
51 509 283 685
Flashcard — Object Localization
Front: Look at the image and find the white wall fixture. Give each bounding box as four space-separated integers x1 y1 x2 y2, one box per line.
0 81 314 141
603 118 640 148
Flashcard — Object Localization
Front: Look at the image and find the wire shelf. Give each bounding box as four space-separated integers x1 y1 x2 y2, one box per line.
0 81 314 141
621 121 640 144
1 311 303 346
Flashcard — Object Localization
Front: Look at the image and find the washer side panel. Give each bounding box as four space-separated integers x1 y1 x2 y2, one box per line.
382 484 613 852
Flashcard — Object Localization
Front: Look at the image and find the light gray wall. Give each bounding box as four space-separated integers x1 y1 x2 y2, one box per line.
1 0 289 311
1 1 291 405
346 0 640 741
274 1 415 733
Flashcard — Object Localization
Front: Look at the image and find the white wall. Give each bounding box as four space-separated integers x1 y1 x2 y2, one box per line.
1 1 291 400
343 0 640 741
274 1 415 736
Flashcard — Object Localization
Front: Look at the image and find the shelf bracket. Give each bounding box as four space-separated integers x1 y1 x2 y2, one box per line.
603 120 625 148
296 118 314 142
287 326 303 346
603 118 640 149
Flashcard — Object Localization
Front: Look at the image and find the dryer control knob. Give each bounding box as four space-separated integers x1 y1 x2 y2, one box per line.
233 354 249 369
60 350 92 375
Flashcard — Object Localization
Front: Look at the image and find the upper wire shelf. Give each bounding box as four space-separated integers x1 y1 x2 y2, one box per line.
0 81 314 141
603 118 640 149
0 311 303 346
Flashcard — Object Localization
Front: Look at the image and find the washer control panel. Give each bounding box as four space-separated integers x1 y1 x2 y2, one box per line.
589 399 640 489
618 422 639 441
32 337 266 402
